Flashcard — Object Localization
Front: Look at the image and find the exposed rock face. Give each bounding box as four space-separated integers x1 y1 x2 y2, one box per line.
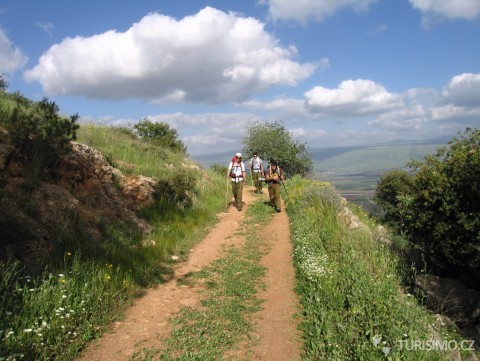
415 274 480 351
415 274 480 326
0 139 156 264
56 141 154 234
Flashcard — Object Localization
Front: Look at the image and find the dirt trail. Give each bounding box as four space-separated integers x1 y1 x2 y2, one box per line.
77 185 301 360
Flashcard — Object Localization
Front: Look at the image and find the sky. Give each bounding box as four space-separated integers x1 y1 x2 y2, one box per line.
1 0 480 156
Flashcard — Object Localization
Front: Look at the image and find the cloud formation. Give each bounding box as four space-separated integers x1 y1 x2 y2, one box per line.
260 0 379 23
409 0 480 20
24 7 316 104
304 79 401 116
0 28 27 74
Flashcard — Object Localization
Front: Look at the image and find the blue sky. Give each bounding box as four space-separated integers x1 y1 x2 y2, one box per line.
1 0 479 155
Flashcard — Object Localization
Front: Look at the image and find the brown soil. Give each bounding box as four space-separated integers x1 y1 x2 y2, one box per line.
77 185 302 360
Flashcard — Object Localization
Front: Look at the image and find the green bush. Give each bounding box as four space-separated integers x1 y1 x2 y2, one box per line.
133 118 186 154
153 169 199 208
375 128 480 285
5 98 79 188
374 169 415 232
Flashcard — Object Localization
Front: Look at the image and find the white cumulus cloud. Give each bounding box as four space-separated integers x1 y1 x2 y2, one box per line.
0 28 28 74
260 0 379 23
24 7 316 104
409 0 480 25
304 79 401 116
441 73 480 107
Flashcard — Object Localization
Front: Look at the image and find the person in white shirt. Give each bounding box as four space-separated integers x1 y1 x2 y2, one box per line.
227 152 247 211
249 152 264 194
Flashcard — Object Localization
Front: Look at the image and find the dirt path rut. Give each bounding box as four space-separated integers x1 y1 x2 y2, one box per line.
77 186 301 360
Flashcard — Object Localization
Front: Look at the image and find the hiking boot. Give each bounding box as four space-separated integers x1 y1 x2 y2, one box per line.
276 207 281 213
258 190 263 194
237 206 242 211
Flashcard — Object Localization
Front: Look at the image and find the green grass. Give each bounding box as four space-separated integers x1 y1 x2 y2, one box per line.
157 200 275 360
284 176 463 360
77 123 189 178
0 255 134 360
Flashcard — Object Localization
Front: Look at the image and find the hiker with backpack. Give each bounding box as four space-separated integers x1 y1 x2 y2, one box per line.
265 160 285 212
249 152 264 194
227 152 247 211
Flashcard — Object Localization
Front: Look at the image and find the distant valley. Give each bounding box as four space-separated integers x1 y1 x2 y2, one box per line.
191 139 448 209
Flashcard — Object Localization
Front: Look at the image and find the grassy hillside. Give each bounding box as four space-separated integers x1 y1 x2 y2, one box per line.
313 143 443 173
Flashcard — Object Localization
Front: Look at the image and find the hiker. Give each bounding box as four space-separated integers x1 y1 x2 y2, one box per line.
249 152 264 194
265 161 285 212
227 152 247 211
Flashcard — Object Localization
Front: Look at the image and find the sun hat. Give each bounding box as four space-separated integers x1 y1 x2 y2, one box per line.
236 152 242 158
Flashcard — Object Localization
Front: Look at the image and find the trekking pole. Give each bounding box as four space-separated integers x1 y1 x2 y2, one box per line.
281 181 289 196
225 177 229 208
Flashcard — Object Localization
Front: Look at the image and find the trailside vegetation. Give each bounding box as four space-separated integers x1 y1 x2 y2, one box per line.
242 120 313 177
375 128 480 288
0 89 227 359
285 176 459 360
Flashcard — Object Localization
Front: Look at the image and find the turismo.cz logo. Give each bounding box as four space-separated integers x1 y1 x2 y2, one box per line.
397 339 476 351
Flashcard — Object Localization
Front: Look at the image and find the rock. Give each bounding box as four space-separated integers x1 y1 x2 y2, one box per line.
337 207 361 229
119 175 156 210
415 274 480 325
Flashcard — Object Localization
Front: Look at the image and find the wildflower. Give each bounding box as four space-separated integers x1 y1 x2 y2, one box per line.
372 335 382 347
29 289 35 292
62 295 67 299
58 274 64 277
23 329 33 333
42 321 48 327
66 252 72 256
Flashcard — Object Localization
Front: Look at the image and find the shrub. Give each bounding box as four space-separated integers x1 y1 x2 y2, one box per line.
375 128 480 286
133 118 186 154
374 169 415 232
153 169 199 208
6 98 79 188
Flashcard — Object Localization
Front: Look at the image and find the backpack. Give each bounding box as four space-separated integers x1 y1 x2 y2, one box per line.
266 165 282 183
230 160 243 178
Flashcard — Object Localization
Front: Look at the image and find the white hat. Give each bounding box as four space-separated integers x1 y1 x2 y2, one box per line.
236 152 242 157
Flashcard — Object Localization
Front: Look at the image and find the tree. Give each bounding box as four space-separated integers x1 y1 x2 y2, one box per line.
374 169 415 232
0 74 7 92
133 118 186 153
242 121 312 177
7 97 79 188
375 128 480 286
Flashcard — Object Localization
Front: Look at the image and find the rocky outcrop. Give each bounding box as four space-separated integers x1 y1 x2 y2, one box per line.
56 142 153 234
415 274 480 326
0 139 157 264
415 274 480 352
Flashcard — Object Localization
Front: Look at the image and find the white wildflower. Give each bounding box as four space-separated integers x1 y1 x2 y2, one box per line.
372 334 382 347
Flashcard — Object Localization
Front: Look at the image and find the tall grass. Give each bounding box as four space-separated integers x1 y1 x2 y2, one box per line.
284 176 460 360
0 256 134 360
